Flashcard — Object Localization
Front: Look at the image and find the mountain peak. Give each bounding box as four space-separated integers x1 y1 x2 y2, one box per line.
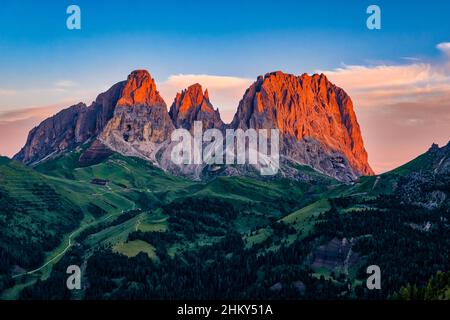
232 70 374 180
264 70 285 78
262 71 329 85
180 83 209 110
116 69 166 107
429 143 440 152
169 83 223 130
130 69 150 78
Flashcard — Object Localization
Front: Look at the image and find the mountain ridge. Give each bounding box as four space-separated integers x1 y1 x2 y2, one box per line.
231 71 373 179
13 69 373 182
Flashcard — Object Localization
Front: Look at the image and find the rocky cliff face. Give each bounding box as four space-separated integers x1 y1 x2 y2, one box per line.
98 70 174 164
231 71 373 180
101 70 174 144
384 142 450 209
169 83 224 131
13 81 125 165
14 69 373 181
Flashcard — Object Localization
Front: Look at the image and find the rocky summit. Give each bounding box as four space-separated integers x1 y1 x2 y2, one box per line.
169 83 224 131
99 70 174 163
14 69 374 181
231 71 373 180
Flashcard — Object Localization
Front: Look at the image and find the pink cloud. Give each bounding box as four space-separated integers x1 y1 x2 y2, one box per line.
0 104 68 157
323 45 450 173
0 89 17 97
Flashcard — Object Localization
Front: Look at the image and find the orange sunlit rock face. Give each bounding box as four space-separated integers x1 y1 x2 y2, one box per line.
232 71 374 177
169 83 224 131
102 70 174 144
116 70 166 107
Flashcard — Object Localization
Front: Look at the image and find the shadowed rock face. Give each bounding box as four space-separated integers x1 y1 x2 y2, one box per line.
231 71 374 180
395 142 450 209
78 139 114 167
169 83 224 131
13 81 125 165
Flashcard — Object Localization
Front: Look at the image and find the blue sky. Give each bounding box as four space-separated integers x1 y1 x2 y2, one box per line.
1 0 449 94
0 0 449 172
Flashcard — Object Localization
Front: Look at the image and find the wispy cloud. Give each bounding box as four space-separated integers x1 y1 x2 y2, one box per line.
322 42 450 173
437 42 450 55
0 104 64 123
53 80 78 89
0 89 17 96
0 103 71 157
401 57 421 62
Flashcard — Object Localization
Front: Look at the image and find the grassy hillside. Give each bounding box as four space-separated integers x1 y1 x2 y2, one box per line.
0 157 82 278
36 149 199 207
2 143 449 300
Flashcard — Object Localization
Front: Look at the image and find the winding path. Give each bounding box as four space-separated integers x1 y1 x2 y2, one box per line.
13 231 77 278
371 176 381 191
12 210 128 278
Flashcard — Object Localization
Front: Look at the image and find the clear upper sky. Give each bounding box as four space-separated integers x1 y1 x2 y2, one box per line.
0 0 449 172
1 0 449 92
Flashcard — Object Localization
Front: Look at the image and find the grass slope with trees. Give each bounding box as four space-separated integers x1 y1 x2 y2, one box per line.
1 142 449 300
